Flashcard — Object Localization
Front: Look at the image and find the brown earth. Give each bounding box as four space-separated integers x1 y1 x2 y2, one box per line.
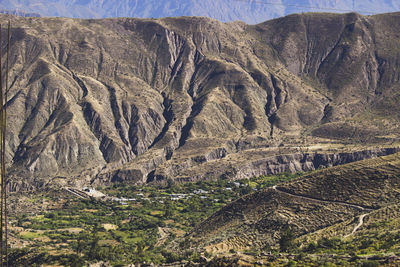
1 12 400 190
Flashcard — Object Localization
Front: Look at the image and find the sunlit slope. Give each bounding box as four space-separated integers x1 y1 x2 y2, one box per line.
189 152 400 253
2 12 400 189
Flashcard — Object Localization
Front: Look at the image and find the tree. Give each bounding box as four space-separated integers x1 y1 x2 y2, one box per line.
240 185 252 195
164 201 175 218
87 236 100 260
166 178 175 189
279 226 295 252
74 234 87 256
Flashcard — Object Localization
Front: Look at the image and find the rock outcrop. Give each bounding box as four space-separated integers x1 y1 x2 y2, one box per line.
2 12 400 190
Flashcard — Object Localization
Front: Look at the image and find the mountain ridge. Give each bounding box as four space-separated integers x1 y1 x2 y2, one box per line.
0 0 399 23
2 12 400 191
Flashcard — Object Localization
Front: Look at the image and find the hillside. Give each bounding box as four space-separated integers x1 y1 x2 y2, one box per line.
7 152 400 265
0 0 399 23
2 12 400 191
187 151 400 265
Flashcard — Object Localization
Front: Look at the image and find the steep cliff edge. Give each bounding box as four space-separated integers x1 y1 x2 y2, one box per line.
2 13 400 190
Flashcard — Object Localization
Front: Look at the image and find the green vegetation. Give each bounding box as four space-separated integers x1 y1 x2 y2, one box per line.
9 173 302 266
10 170 400 266
279 226 296 252
255 229 400 266
297 217 400 263
249 172 301 189
208 227 400 266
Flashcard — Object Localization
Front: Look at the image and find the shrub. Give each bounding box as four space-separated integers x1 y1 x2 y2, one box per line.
279 226 295 252
304 242 317 252
286 260 297 267
161 250 181 263
361 260 380 267
318 237 342 250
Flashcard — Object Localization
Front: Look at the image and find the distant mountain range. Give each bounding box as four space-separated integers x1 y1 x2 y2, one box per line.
0 0 399 23
0 9 40 17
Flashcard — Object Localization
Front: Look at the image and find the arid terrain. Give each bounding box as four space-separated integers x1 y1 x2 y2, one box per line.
2 12 400 192
2 11 400 266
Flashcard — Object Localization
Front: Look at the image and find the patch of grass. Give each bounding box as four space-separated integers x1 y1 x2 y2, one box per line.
19 231 41 240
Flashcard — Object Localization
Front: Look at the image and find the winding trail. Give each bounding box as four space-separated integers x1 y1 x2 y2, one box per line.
271 185 372 237
272 185 374 211
344 214 368 237
156 227 169 247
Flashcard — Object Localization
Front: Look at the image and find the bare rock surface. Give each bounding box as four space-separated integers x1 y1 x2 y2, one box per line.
1 12 400 190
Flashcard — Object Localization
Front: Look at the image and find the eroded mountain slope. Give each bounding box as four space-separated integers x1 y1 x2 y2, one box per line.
2 12 400 190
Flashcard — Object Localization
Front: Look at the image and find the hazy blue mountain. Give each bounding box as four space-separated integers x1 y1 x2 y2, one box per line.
0 8 40 17
0 0 399 23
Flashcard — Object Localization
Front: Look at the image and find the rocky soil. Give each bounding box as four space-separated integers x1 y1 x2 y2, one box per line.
2 12 400 190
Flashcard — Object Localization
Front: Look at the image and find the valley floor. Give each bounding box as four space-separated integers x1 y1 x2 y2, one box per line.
7 151 400 266
7 173 298 266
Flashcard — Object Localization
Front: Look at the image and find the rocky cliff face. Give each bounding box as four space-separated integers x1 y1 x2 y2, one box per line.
191 147 400 182
2 12 400 190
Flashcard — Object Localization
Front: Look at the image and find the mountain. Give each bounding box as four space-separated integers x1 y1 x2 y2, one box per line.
0 0 399 23
2 12 400 191
187 151 400 262
0 9 40 17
